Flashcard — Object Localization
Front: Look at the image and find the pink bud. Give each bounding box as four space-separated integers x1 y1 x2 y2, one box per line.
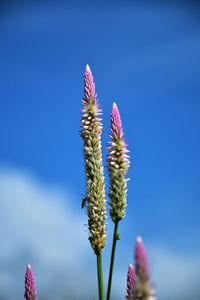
125 264 136 300
135 237 150 283
24 264 38 300
83 64 97 107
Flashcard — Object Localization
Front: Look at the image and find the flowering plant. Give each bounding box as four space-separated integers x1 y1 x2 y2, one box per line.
24 65 156 300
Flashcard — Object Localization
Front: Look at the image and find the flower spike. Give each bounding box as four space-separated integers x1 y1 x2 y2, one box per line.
80 65 106 255
24 264 38 300
107 102 130 222
135 237 156 300
125 264 136 300
135 237 150 283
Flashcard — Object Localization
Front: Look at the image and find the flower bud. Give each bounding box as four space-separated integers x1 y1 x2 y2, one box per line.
24 264 38 300
125 264 136 300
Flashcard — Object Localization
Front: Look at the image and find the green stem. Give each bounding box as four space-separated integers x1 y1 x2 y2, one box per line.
106 222 119 300
97 253 104 300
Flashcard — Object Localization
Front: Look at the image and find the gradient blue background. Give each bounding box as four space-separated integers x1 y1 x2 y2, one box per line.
0 0 200 299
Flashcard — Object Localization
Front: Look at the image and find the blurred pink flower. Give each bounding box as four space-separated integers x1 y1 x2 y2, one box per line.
135 236 150 283
24 264 38 300
125 264 136 300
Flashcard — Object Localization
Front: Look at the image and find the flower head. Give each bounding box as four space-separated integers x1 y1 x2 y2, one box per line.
125 264 136 300
135 237 150 283
134 237 156 300
107 102 130 222
80 65 106 255
24 264 38 300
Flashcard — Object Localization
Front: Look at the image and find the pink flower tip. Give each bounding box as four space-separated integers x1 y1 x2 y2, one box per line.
82 64 97 107
24 264 38 300
111 102 123 138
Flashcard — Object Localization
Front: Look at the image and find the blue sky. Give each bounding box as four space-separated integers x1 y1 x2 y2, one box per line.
0 0 200 299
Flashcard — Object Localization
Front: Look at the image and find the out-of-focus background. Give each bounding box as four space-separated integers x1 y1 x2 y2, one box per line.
0 0 200 299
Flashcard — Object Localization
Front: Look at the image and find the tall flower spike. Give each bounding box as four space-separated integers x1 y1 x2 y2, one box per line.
24 264 38 300
125 264 136 300
80 64 106 255
135 237 156 300
107 102 130 222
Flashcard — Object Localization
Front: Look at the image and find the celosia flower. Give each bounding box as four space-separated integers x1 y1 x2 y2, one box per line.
135 237 150 283
24 264 38 300
107 102 130 222
135 237 156 300
80 64 106 255
125 264 136 300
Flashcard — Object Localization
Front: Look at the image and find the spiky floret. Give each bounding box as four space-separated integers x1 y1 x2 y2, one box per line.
107 102 130 222
126 264 136 300
135 237 156 300
80 64 106 255
24 264 38 300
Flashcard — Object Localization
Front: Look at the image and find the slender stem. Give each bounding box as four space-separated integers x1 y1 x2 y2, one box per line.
106 222 119 300
97 253 104 300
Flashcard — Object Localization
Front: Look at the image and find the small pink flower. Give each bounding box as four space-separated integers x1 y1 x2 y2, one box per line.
135 237 150 283
24 264 38 300
125 264 136 300
134 237 157 299
81 64 102 122
108 103 130 173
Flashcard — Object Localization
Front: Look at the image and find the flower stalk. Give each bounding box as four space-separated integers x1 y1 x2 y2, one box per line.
97 253 104 300
106 221 118 300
